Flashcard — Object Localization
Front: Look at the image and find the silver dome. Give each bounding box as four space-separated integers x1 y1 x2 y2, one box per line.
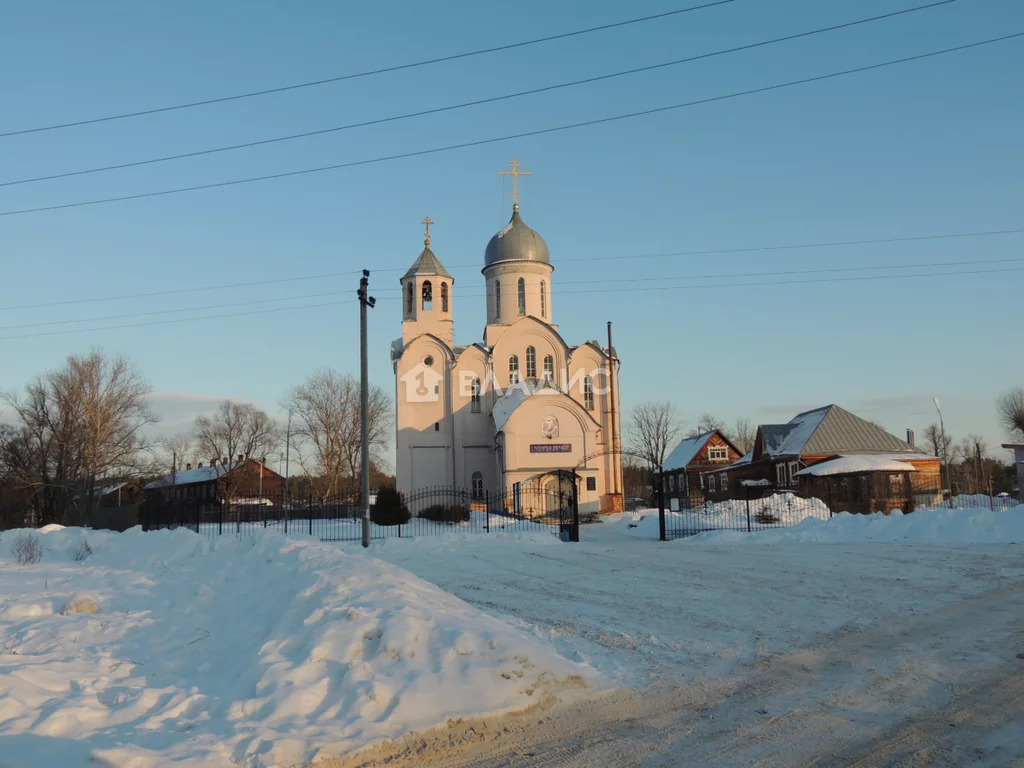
484 204 550 268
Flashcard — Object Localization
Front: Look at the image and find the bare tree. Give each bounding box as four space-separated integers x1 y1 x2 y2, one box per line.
997 387 1024 440
627 402 685 472
193 400 279 467
731 417 755 454
690 413 723 438
160 432 200 471
922 423 952 459
286 370 393 500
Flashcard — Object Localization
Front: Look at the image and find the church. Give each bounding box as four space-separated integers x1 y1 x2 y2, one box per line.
391 161 624 515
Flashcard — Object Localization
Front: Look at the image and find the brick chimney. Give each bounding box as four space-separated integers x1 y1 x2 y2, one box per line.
906 429 915 448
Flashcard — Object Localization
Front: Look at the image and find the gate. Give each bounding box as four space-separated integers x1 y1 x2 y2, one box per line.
519 469 579 542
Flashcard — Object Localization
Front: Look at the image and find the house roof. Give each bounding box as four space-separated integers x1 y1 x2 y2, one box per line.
794 455 919 477
760 404 917 458
402 245 453 280
145 461 237 489
663 432 715 472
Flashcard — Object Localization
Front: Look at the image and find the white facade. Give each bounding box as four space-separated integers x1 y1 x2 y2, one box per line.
392 203 624 515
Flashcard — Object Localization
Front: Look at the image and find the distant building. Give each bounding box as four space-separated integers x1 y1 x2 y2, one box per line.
662 430 743 500
704 404 941 514
1002 443 1024 499
93 481 144 508
144 457 284 506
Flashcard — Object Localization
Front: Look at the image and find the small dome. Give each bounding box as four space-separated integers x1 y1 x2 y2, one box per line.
484 204 550 268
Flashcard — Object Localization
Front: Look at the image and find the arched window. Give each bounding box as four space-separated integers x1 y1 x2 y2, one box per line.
470 377 481 413
583 376 595 410
543 354 554 383
540 280 547 318
517 277 526 315
494 280 501 319
441 282 449 312
471 471 484 500
422 280 433 310
525 346 537 379
508 355 520 385
405 282 414 315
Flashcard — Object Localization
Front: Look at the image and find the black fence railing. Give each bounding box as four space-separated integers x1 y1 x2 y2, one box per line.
140 482 579 542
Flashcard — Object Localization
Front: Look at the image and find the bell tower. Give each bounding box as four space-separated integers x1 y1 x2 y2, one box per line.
401 216 454 346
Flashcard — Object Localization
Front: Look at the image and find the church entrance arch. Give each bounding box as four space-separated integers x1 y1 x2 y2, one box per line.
534 469 579 542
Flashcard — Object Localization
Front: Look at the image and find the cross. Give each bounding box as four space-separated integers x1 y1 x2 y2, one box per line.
498 158 533 204
421 216 434 245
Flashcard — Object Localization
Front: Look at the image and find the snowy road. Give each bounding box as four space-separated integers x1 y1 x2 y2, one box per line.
332 513 1024 766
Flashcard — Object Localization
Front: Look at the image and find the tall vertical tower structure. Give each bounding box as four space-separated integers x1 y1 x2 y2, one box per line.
392 162 624 514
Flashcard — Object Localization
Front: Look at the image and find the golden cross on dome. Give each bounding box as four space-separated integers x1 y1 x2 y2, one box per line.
498 158 533 204
421 216 434 246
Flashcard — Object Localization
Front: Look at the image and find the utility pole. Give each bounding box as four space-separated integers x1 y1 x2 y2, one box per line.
284 409 292 498
933 397 952 507
358 270 376 548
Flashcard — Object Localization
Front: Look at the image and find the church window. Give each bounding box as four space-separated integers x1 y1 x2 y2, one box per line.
435 422 440 432
508 355 520 385
406 282 413 316
441 282 449 312
517 278 526 315
494 280 501 319
470 377 481 413
583 376 594 410
471 471 483 500
525 346 537 379
422 280 433 310
543 355 554 383
540 281 547 318
586 476 597 492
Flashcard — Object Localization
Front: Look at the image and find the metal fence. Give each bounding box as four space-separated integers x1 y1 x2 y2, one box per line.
141 481 580 543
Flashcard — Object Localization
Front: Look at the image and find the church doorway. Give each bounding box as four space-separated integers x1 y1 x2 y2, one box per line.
538 470 579 542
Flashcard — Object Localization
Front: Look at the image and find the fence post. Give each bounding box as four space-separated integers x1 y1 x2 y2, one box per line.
989 479 995 511
284 495 289 535
745 491 752 533
218 502 223 536
484 490 490 533
827 480 834 518
657 469 666 542
195 502 200 534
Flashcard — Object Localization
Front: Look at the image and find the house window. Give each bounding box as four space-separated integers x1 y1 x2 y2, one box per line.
470 377 481 413
669 474 676 491
422 280 433 310
543 354 554 383
583 376 594 410
720 473 729 493
540 280 547 318
708 446 728 462
518 278 526 315
776 463 788 486
586 476 597 492
471 471 484 500
707 473 717 492
525 346 537 379
405 282 414 315
509 355 520 385
789 461 800 484
494 280 501 319
441 282 449 312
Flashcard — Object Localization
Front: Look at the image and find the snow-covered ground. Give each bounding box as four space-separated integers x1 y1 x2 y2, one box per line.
0 527 591 767
1 504 1022 766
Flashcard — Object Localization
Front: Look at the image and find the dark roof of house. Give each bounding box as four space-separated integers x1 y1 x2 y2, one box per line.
759 404 917 458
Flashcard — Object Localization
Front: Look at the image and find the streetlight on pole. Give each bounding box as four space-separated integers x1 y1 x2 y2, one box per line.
933 397 953 508
358 270 376 548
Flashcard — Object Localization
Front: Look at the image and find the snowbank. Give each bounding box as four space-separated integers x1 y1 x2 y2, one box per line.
0 526 595 767
685 504 1024 545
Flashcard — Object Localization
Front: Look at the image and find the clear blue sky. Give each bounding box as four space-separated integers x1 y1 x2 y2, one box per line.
1 0 1022 464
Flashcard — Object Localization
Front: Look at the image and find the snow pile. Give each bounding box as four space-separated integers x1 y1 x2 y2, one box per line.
0 526 594 767
686 504 1024 545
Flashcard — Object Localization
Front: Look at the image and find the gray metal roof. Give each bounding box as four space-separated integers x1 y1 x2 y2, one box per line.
402 245 453 280
762 404 917 458
484 204 550 268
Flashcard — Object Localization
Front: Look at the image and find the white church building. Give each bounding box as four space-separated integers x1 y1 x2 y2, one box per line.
391 170 624 515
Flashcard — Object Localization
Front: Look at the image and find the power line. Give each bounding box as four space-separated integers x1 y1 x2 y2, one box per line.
0 0 962 189
0 1 737 139
1 261 1019 340
2 225 1021 312
2 31 1018 219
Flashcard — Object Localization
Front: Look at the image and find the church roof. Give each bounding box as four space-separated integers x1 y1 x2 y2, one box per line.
403 245 452 280
484 204 550 269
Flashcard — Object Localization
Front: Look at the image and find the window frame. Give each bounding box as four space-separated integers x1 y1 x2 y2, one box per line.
440 282 449 312
540 280 547 318
583 376 594 410
494 280 501 319
708 445 729 462
543 354 554 383
508 355 520 385
525 346 537 379
421 280 433 310
470 377 481 413
517 277 526 315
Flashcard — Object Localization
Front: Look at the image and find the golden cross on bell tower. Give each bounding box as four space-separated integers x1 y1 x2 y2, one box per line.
498 158 533 206
421 216 434 246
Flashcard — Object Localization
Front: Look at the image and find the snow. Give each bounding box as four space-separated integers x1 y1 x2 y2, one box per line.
662 432 714 471
0 526 593 767
794 454 919 476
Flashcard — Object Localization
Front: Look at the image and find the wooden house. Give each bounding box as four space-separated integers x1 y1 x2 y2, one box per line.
704 404 941 514
144 457 285 506
662 429 743 501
